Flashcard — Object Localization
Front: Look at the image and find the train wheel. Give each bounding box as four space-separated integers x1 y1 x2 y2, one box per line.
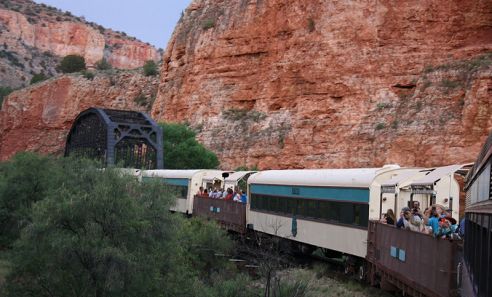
358 264 366 281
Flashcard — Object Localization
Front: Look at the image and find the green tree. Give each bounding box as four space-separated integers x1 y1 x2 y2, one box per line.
1 156 245 297
3 162 178 297
58 54 86 73
30 72 48 84
143 60 158 76
160 123 219 169
0 153 61 248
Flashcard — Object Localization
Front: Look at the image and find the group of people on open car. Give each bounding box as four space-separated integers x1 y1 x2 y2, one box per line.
381 202 462 239
196 186 247 203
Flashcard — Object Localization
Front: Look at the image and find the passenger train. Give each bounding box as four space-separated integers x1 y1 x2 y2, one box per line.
67 106 486 296
138 162 469 296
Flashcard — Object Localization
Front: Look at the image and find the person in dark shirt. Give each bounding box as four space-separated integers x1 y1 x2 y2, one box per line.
396 207 411 229
385 209 396 225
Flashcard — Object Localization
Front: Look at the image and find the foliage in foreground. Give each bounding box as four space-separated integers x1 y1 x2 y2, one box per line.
0 154 240 297
160 122 219 169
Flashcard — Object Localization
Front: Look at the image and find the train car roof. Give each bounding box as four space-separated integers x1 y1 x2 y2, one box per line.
380 168 427 187
142 169 203 179
248 168 382 188
410 164 464 186
201 170 232 182
224 171 257 183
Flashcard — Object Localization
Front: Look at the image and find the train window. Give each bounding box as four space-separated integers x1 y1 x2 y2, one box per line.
340 203 354 225
327 202 340 222
249 193 369 228
168 185 188 199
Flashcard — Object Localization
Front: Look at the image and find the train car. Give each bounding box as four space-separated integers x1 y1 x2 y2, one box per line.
377 165 469 220
366 164 470 297
141 169 225 214
462 132 492 297
192 171 257 233
246 166 401 260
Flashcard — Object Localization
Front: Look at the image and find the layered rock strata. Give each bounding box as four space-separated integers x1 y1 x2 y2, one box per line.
152 0 492 169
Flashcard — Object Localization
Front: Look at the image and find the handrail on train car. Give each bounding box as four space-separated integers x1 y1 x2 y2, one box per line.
366 221 462 297
192 195 247 233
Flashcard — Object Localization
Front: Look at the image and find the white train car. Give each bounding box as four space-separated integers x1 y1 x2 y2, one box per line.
376 165 469 220
246 166 401 258
142 170 224 214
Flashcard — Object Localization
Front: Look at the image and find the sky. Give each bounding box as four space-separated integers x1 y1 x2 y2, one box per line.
34 0 192 49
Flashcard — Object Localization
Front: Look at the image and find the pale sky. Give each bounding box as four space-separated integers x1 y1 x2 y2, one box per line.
34 0 192 49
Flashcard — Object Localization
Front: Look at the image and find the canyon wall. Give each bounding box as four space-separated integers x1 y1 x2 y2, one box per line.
0 70 158 160
152 0 492 169
0 0 159 88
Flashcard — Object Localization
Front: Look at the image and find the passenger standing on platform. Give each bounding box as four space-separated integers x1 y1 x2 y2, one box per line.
240 190 247 204
386 209 396 225
225 188 234 200
396 207 411 229
216 188 223 199
427 208 440 237
197 186 204 196
233 191 241 202
222 188 228 199
203 189 208 197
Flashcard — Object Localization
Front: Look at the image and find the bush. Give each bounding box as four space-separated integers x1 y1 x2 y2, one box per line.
202 19 215 30
375 122 386 130
143 60 158 76
160 123 219 169
95 58 111 70
58 54 86 73
81 70 95 80
0 86 13 108
30 72 48 84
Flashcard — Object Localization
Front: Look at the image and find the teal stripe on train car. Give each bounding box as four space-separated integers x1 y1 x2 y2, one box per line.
250 184 369 203
142 176 189 187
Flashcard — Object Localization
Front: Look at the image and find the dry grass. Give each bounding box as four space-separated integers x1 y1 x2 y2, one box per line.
275 266 394 297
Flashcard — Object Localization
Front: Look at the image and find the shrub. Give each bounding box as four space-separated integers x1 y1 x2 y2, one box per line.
143 60 158 76
81 70 94 80
202 19 215 30
0 86 13 108
307 18 315 32
223 108 266 122
30 72 48 84
160 122 219 169
375 122 386 130
58 54 86 73
95 58 112 70
376 102 391 110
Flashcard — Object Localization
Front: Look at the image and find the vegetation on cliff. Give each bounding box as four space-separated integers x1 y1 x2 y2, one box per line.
161 123 220 169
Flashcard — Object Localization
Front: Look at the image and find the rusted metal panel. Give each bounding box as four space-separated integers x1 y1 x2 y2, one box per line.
367 221 460 297
193 196 246 233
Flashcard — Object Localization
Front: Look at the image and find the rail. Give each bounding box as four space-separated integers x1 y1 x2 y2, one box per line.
192 195 247 233
366 221 461 297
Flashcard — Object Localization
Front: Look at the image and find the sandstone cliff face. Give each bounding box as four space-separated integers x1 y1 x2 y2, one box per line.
0 0 159 88
153 0 492 169
0 70 159 160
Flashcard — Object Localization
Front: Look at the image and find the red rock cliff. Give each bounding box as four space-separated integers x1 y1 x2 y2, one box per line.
152 0 492 169
0 0 160 88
